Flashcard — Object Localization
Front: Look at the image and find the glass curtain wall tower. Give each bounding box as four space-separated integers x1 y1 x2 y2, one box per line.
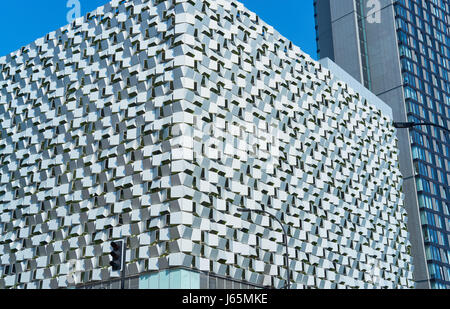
314 0 450 289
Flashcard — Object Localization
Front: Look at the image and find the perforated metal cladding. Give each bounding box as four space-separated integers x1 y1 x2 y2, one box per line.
0 0 413 289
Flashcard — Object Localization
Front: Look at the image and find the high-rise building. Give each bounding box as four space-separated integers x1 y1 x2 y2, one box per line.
314 0 450 289
0 0 414 289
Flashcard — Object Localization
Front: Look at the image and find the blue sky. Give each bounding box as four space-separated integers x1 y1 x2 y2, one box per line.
0 1 110 57
241 0 317 58
0 0 317 59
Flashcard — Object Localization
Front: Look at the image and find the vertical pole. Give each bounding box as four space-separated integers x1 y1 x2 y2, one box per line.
268 214 290 289
261 211 290 289
283 232 290 289
237 208 291 289
121 239 126 289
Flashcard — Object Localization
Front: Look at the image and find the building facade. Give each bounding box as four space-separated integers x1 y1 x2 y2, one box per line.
0 0 413 289
314 0 450 289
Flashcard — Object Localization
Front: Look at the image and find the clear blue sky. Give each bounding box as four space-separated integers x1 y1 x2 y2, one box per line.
0 0 317 59
241 0 317 58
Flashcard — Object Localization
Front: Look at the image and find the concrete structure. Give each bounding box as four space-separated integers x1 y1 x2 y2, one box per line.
0 0 413 289
314 0 450 289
